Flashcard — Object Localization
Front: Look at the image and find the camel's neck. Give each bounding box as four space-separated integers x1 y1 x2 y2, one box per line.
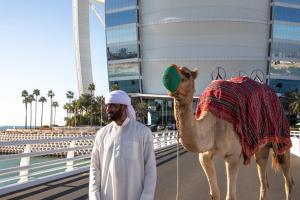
174 99 213 153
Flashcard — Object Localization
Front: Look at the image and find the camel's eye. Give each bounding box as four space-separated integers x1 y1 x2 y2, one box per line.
181 71 191 81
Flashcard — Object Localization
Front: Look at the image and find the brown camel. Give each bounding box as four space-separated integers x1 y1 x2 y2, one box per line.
168 66 294 200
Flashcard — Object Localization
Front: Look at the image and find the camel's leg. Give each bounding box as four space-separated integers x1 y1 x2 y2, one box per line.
199 151 220 200
280 150 294 200
224 154 240 200
254 144 270 200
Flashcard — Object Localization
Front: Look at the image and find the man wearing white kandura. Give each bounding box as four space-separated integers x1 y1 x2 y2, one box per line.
89 90 157 200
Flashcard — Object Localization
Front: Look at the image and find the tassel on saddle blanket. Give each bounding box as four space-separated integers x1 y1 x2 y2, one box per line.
195 76 292 165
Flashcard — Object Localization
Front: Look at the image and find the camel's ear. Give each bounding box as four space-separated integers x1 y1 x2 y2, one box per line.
191 69 198 79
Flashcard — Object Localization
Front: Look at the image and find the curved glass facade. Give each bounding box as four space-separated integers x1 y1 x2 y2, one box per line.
105 0 141 92
270 2 300 93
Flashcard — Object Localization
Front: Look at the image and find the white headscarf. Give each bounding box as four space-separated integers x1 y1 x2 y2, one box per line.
104 90 136 120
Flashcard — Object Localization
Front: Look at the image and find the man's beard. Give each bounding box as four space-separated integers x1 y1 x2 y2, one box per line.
107 107 123 121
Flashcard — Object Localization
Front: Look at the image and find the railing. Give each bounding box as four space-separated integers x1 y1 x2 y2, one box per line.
290 131 300 157
290 130 300 137
0 131 177 195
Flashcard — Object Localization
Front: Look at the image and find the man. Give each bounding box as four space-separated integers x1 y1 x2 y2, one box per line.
89 90 157 200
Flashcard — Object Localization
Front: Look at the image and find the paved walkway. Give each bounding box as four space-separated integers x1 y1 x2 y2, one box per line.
1 146 300 200
155 152 300 200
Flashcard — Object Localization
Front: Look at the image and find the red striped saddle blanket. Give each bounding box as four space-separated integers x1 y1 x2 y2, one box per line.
195 76 292 165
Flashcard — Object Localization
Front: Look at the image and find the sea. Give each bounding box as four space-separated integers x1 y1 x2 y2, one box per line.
0 126 25 131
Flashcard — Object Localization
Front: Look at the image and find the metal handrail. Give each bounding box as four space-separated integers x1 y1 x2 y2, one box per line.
290 131 300 135
0 164 90 184
0 136 94 146
0 154 90 175
0 145 93 161
0 131 178 195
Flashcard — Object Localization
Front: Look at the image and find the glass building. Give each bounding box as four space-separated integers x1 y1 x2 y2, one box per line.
105 0 142 93
269 0 300 93
104 0 300 126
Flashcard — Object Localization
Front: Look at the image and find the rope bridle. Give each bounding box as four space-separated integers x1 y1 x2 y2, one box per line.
176 130 180 200
172 65 193 200
175 99 181 200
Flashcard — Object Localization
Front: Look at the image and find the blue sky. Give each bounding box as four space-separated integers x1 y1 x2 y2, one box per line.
0 0 108 126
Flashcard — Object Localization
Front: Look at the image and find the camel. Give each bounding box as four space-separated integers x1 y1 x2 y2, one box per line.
164 65 294 200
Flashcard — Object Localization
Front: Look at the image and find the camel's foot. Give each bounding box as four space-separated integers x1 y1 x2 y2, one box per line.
259 188 267 200
209 193 220 200
284 177 294 200
225 195 237 200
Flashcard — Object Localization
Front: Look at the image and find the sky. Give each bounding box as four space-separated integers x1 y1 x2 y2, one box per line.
0 0 108 126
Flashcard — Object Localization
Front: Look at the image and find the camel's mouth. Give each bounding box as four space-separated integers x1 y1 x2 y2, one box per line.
162 64 198 99
162 64 194 93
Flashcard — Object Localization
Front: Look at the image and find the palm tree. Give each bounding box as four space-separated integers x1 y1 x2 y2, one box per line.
76 97 85 123
289 92 300 114
27 95 35 129
63 103 71 126
21 90 29 129
66 91 74 102
72 100 78 127
88 83 96 126
94 95 108 126
99 95 104 126
88 83 95 95
66 91 74 121
33 89 40 128
48 90 55 127
134 100 148 123
52 101 59 126
111 83 120 91
39 96 47 127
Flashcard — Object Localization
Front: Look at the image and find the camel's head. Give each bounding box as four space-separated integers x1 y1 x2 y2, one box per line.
162 64 198 103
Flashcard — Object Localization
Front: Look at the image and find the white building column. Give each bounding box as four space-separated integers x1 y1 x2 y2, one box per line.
72 0 93 95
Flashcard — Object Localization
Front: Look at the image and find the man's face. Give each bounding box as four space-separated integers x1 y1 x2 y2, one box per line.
105 103 125 121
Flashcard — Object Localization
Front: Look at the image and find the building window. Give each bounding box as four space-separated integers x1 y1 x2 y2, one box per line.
274 6 300 23
273 24 300 42
272 42 300 59
106 10 137 27
275 0 300 5
270 79 300 93
108 62 140 77
270 60 300 77
106 0 136 11
109 79 140 93
106 24 138 44
107 42 138 60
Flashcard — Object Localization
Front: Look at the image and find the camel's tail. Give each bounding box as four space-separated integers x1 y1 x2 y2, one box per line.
271 143 285 172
